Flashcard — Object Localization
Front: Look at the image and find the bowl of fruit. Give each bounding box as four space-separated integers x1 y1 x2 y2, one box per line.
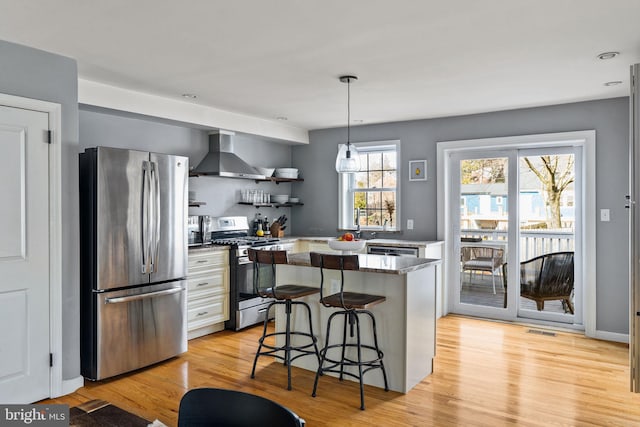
328 233 365 254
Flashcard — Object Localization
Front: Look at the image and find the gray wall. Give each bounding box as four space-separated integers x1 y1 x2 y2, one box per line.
0 40 79 379
293 97 630 335
79 107 296 227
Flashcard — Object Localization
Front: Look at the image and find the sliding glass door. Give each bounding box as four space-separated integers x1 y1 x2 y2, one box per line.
450 147 581 325
451 151 516 320
517 148 581 324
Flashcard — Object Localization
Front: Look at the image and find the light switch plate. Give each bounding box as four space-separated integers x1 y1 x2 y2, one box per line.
407 219 414 230
600 209 610 222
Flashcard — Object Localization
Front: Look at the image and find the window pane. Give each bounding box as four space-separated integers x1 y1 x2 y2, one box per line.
354 172 367 188
356 152 367 172
367 192 382 226
382 170 396 187
382 192 396 227
368 170 382 188
383 151 397 170
369 152 382 170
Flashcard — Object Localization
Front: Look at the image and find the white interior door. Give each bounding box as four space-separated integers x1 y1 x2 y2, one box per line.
0 105 50 403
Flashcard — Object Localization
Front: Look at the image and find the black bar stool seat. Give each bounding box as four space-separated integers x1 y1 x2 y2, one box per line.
309 252 389 410
248 248 321 391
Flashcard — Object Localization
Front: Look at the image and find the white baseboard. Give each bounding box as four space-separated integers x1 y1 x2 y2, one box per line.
594 330 629 344
59 376 84 397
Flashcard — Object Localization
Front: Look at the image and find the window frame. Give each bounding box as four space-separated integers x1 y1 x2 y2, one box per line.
338 139 401 231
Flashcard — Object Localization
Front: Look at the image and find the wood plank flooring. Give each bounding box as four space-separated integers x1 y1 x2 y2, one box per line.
42 315 640 426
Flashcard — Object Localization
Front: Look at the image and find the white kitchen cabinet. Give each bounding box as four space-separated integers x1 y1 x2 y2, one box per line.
187 248 229 339
293 238 366 254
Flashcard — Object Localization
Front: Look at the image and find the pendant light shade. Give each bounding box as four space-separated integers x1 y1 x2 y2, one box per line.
335 143 360 172
335 75 361 173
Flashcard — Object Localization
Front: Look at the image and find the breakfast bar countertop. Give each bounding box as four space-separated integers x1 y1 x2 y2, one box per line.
287 252 439 275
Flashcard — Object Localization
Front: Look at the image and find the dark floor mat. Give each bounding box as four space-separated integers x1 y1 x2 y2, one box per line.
70 400 149 427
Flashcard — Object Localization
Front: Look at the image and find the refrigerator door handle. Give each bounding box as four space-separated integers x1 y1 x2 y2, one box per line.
141 161 152 274
104 286 184 304
152 161 161 272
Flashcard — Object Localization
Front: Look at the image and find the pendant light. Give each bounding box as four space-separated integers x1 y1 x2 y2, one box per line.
335 75 361 173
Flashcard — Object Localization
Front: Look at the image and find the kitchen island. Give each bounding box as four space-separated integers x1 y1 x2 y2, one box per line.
273 252 440 393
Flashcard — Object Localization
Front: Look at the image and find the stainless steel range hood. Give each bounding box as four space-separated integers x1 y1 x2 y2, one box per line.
193 131 264 179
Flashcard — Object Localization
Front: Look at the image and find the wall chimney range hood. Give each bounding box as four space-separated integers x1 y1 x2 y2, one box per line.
193 131 265 179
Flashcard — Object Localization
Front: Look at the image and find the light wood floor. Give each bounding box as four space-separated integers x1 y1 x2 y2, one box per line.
42 315 640 426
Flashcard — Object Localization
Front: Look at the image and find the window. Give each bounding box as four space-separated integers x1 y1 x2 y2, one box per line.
338 140 400 230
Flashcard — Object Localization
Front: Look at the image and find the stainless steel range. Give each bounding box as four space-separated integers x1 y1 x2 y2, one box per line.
207 216 293 330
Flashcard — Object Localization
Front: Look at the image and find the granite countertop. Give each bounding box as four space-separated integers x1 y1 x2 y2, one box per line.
290 236 442 247
188 244 230 253
365 238 443 248
286 252 439 275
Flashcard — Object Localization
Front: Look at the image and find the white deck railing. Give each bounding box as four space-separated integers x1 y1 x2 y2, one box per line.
461 229 574 261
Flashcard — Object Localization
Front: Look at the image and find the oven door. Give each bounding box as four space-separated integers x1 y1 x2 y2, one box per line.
235 257 275 301
232 257 276 330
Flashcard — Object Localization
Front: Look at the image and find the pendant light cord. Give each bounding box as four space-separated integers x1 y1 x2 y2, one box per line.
347 77 351 153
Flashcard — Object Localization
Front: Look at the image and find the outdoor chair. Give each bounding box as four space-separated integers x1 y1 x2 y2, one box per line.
502 251 574 313
460 246 505 294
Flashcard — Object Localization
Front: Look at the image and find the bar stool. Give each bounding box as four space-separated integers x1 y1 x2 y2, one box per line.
248 248 321 391
309 252 389 410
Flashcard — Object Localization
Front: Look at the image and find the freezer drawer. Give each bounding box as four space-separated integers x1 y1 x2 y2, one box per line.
84 281 187 380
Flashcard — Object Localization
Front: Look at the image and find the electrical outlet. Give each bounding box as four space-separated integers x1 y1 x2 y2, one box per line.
600 209 610 222
407 219 414 230
330 279 341 294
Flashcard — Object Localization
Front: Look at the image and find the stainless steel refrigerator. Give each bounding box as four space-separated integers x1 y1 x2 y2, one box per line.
80 146 188 380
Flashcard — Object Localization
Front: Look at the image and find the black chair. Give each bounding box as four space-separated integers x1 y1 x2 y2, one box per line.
309 252 389 410
248 248 321 390
178 388 305 427
502 251 574 313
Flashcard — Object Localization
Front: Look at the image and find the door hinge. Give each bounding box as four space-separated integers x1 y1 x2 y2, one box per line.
49 353 53 367
46 130 52 144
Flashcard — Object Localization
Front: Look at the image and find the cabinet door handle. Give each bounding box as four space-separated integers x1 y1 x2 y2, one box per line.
196 282 209 287
197 311 209 316
196 260 207 264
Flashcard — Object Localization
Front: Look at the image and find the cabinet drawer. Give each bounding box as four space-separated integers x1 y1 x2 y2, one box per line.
187 294 228 330
187 268 228 297
188 250 228 273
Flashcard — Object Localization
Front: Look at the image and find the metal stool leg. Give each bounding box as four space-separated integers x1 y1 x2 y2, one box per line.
313 311 337 397
251 301 275 379
365 310 389 391
285 300 292 390
354 312 365 410
302 300 321 365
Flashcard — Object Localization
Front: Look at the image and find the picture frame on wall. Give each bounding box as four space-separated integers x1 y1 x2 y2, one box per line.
409 160 427 181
